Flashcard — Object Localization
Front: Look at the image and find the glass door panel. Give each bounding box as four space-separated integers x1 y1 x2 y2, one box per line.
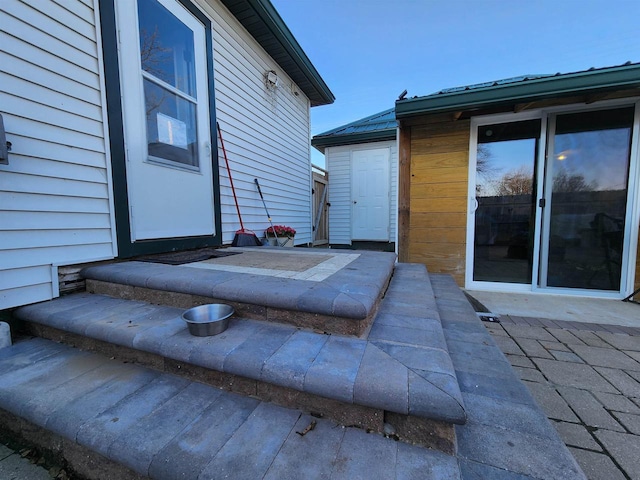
473 119 540 284
544 107 634 291
138 0 199 168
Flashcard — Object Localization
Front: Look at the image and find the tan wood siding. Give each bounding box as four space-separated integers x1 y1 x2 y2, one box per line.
398 126 411 262
407 119 470 284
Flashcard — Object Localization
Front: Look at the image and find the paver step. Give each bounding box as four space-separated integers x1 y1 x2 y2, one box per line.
81 248 397 336
0 338 461 480
15 263 466 454
430 274 586 480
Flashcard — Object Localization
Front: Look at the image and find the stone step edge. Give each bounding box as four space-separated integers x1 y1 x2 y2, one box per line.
20 264 466 424
80 250 396 321
86 278 373 337
18 296 465 425
16 264 466 424
0 406 143 480
16 264 466 423
0 338 462 479
429 274 587 479
24 321 457 455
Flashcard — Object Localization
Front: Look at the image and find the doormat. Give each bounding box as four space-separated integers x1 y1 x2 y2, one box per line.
136 247 241 265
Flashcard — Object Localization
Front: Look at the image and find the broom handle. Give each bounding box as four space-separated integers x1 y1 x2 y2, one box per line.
255 178 280 244
217 122 245 231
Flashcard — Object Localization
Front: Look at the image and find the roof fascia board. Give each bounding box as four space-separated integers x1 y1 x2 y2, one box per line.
237 0 335 106
311 129 397 151
396 65 640 118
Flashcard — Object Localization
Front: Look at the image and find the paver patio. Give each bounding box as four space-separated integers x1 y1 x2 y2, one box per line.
486 314 640 480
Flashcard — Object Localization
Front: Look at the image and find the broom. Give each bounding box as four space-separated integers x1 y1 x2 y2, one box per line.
217 122 262 247
255 178 282 247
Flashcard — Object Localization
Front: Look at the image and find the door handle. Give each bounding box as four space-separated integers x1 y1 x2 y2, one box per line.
353 200 357 204
471 198 479 212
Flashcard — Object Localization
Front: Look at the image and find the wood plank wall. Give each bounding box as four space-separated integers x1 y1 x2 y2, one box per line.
406 118 470 285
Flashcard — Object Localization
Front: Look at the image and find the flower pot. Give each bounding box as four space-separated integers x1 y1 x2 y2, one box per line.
264 236 294 247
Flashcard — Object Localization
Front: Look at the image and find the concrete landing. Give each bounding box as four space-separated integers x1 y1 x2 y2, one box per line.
82 248 396 336
467 289 640 328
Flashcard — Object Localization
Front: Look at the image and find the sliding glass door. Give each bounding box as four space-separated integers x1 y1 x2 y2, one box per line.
469 105 636 295
541 107 634 291
472 120 540 284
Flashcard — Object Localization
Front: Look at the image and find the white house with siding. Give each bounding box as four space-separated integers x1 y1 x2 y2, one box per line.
311 109 398 249
0 0 334 310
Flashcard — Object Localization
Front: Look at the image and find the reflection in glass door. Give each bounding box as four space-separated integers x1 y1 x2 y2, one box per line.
138 0 200 168
473 120 540 284
542 107 634 291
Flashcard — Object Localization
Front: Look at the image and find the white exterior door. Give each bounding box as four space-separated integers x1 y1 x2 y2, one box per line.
351 148 390 241
117 0 215 241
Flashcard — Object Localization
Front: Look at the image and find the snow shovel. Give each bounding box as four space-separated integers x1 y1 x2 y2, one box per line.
254 178 282 246
216 122 261 247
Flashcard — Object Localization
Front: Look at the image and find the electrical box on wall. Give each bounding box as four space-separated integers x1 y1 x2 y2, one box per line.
0 113 9 165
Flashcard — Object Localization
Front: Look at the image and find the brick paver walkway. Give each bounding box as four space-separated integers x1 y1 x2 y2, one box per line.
486 314 640 480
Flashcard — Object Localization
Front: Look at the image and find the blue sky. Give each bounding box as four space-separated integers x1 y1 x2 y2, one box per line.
270 0 640 167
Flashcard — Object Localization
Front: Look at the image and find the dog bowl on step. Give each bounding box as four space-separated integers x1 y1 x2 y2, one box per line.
182 304 234 336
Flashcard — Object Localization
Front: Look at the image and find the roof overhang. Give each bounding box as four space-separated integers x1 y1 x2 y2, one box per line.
219 0 335 107
311 129 397 153
396 63 640 119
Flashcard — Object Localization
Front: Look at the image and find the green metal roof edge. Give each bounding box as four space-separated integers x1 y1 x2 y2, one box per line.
395 63 640 119
314 107 396 138
233 0 335 106
311 129 397 152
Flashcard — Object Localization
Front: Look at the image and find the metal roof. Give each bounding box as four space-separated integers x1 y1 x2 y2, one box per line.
396 62 640 119
311 108 397 151
220 0 335 107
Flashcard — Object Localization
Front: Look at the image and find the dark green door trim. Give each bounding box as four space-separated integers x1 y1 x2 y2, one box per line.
99 0 222 257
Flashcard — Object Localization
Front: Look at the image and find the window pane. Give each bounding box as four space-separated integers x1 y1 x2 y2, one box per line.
546 108 633 290
473 120 540 284
138 0 196 97
144 79 198 167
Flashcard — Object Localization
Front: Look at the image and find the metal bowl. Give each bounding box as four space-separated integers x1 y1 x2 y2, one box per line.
182 304 234 337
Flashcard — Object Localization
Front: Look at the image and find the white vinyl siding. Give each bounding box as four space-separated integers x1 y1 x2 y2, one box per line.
0 0 115 309
325 140 398 245
196 0 313 245
326 148 352 245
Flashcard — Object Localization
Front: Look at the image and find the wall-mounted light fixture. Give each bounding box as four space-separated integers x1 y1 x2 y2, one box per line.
265 70 278 90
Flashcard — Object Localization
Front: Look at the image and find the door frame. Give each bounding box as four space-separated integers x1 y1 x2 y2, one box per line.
465 98 640 298
99 0 222 257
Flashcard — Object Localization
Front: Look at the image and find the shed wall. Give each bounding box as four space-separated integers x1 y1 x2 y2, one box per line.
325 140 397 245
200 0 313 244
0 0 115 309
